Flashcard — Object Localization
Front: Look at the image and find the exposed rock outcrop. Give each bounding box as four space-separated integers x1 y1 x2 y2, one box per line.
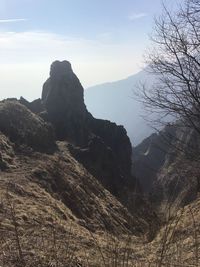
41 60 136 210
0 61 199 266
88 116 132 178
0 97 148 236
19 97 44 114
132 125 176 193
133 123 200 210
30 142 146 234
0 60 158 239
42 60 88 144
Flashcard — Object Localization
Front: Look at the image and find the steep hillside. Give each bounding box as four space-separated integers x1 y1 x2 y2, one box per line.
1 126 199 266
0 60 199 266
0 60 159 266
0 134 144 266
1 127 199 266
133 194 200 266
84 68 155 145
0 100 148 266
39 60 141 214
131 124 200 265
133 123 200 213
132 125 176 193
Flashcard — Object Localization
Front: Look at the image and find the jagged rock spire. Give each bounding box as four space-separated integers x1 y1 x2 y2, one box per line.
42 60 88 143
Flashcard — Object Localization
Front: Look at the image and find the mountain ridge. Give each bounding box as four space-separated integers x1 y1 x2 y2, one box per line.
85 68 155 145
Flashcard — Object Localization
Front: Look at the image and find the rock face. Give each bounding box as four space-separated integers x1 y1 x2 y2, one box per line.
42 60 88 144
41 60 135 208
19 97 44 114
88 116 132 178
133 123 200 209
75 116 133 197
132 125 176 193
151 126 200 208
30 142 146 234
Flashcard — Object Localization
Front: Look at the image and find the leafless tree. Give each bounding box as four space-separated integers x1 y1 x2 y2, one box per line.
141 0 200 136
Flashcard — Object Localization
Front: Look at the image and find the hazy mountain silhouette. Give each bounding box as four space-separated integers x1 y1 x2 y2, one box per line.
84 68 155 146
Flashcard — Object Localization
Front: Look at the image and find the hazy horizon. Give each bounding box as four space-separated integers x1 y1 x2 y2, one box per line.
0 0 180 101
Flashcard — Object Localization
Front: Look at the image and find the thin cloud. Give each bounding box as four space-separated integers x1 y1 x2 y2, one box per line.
0 30 145 99
128 13 147 21
0 18 27 23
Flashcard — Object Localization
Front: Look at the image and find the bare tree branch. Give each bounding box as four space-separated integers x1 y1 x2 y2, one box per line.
140 0 200 137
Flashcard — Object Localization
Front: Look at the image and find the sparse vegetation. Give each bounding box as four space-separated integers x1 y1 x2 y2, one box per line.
1 2 200 263
0 182 200 266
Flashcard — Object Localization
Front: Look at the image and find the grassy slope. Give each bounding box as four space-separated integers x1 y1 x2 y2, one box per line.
0 108 199 266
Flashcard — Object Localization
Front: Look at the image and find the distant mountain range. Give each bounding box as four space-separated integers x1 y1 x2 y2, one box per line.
84 68 155 146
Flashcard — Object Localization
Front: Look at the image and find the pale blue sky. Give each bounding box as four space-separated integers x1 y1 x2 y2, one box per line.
0 0 179 100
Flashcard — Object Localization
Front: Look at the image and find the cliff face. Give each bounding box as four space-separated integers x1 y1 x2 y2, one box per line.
88 116 132 177
40 60 135 208
42 61 88 144
132 125 176 193
133 123 200 210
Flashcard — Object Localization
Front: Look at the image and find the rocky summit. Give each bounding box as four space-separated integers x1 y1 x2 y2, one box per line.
42 60 88 143
39 60 143 214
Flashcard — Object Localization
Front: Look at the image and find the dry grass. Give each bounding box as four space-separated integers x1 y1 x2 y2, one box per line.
0 138 199 266
1 188 200 267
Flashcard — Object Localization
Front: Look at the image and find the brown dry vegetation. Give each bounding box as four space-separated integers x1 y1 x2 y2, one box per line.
0 131 199 266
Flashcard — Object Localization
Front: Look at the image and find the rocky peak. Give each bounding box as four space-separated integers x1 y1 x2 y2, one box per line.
0 60 159 242
42 60 85 108
40 60 142 211
50 60 73 80
42 60 87 143
17 60 156 224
